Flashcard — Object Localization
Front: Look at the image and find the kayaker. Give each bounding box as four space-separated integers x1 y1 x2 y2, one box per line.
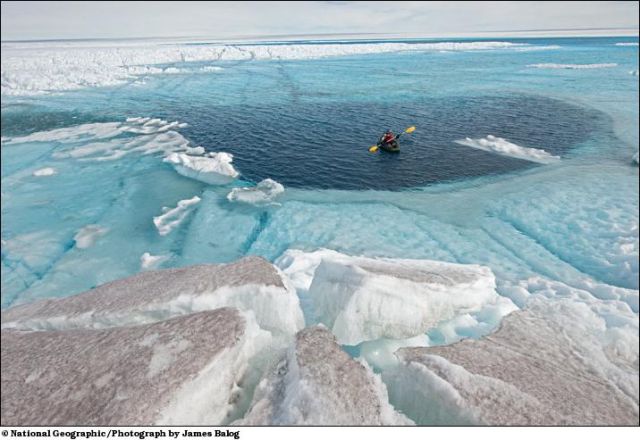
380 129 396 146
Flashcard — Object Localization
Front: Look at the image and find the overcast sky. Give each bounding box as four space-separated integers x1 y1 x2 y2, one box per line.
1 1 638 41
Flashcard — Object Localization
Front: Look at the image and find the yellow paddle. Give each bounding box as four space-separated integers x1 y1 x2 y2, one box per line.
369 126 416 153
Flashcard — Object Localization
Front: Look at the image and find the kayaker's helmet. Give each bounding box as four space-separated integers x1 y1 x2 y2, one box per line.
385 129 392 134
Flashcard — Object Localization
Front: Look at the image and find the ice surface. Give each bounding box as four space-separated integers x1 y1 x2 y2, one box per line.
1 256 304 336
3 118 195 162
1 36 638 426
153 196 201 236
32 167 57 176
1 309 270 425
73 224 109 249
1 40 544 96
163 152 239 185
454 135 560 164
275 249 506 345
227 178 284 205
238 325 412 425
384 295 639 425
1 116 215 306
488 168 639 290
140 252 171 270
528 63 618 69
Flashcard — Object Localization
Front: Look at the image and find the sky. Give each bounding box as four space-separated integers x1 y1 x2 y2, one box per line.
1 1 638 41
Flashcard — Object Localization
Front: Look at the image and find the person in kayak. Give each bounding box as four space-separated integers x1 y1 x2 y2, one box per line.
379 129 398 148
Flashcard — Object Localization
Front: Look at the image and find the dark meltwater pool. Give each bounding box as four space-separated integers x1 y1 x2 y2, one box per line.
177 94 606 189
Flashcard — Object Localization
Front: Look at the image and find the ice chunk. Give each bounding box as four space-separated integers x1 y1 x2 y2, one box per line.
163 152 239 185
1 256 304 337
615 43 639 46
384 297 639 425
140 252 171 270
5 118 195 162
227 179 284 205
277 249 503 345
153 196 201 236
1 309 270 425
454 135 560 164
32 167 57 177
238 326 412 425
633 151 639 165
528 63 618 69
73 225 109 249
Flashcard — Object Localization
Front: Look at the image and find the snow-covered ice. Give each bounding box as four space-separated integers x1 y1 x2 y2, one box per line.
32 167 57 177
1 40 545 96
1 256 304 336
163 152 239 185
275 249 510 345
153 196 201 236
383 294 639 425
1 309 269 425
140 252 171 270
454 135 560 164
227 179 284 205
238 325 412 425
3 118 197 162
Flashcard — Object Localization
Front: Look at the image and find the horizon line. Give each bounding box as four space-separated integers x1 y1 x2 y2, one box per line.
2 27 638 43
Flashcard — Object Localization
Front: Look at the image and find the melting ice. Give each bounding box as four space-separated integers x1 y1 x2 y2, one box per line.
1 36 638 425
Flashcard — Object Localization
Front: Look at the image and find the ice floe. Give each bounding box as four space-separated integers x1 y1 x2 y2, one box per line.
153 196 201 236
615 42 639 46
238 325 412 425
454 135 560 164
163 152 239 185
227 178 284 205
528 63 618 69
32 167 57 177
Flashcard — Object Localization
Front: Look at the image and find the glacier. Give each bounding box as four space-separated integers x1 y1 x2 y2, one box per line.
1 35 638 425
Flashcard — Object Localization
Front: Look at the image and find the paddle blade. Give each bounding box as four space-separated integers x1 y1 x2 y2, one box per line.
404 126 416 134
369 145 379 153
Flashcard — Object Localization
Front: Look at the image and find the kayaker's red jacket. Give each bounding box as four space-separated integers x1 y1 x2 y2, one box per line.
382 133 395 144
